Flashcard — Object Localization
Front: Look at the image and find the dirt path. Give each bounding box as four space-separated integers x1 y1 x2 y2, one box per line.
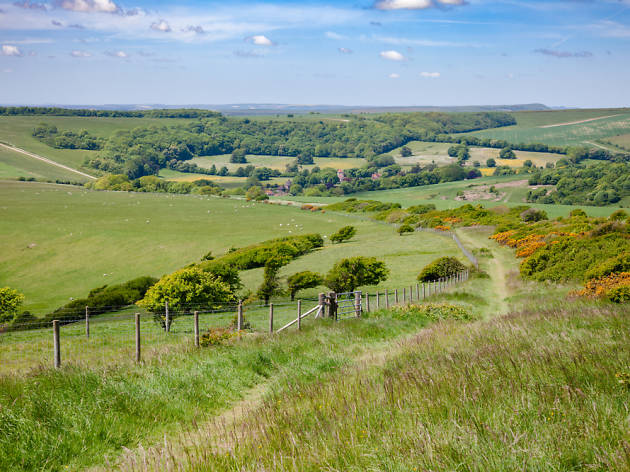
0 142 96 180
538 114 621 129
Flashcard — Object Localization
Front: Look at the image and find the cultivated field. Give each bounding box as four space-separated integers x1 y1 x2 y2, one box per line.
466 108 630 147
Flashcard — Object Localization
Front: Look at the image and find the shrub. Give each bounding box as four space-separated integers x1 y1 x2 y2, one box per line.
407 204 436 215
499 147 516 159
383 303 475 322
569 209 587 218
230 148 247 164
607 286 630 303
585 253 630 280
576 272 630 302
397 224 415 235
520 208 547 222
245 186 268 201
330 226 356 244
418 257 467 282
256 256 287 305
0 287 25 323
486 158 496 168
325 257 389 293
199 327 237 347
610 210 628 221
287 271 324 300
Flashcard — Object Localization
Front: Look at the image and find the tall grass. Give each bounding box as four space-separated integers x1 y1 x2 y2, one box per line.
174 300 630 472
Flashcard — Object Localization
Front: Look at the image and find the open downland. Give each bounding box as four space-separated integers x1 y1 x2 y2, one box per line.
0 180 461 313
0 146 90 182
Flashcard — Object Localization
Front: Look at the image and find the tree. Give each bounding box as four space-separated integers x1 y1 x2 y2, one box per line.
287 271 324 300
230 148 248 164
417 257 466 282
400 146 412 157
245 186 269 201
397 224 415 236
520 208 548 222
137 267 234 330
256 256 288 305
499 147 516 159
523 159 533 168
486 158 496 168
324 257 389 293
218 166 229 176
330 226 356 244
0 287 25 323
297 153 314 165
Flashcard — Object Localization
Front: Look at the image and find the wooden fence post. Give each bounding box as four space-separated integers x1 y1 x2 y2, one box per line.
416 283 420 300
135 313 141 363
85 306 89 339
269 303 274 333
53 320 60 369
297 300 302 330
165 301 170 333
376 291 380 310
395 289 399 304
403 287 406 303
355 291 362 317
422 283 426 300
385 289 390 309
365 293 370 313
318 293 325 317
410 285 413 303
194 311 199 347
237 301 243 331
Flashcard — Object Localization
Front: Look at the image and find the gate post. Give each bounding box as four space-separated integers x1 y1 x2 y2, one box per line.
355 291 362 318
328 292 338 320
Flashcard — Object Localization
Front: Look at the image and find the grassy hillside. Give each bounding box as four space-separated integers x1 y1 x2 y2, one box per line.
0 146 86 182
466 108 630 147
0 180 460 313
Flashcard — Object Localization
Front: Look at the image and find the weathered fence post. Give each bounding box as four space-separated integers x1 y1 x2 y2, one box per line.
297 299 302 330
365 293 370 313
328 292 338 320
410 285 413 303
269 303 274 333
423 282 426 299
385 289 390 309
135 313 141 363
403 287 406 304
355 291 362 317
53 320 60 369
194 311 200 348
165 301 170 333
318 293 325 317
237 301 243 331
376 291 380 309
85 306 89 339
416 283 419 300
395 289 399 304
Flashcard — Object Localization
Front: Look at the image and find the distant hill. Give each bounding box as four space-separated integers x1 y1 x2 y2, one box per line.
2 103 553 116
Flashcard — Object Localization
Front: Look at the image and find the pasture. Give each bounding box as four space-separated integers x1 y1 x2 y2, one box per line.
0 145 86 182
0 180 460 314
466 108 630 147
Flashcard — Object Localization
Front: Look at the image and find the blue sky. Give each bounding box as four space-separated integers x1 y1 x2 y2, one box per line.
0 0 629 107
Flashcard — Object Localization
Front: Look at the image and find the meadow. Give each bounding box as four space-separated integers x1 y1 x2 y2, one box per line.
0 146 85 182
466 108 630 147
0 180 460 314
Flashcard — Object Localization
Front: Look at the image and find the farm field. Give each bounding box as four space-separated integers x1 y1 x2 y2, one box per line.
0 145 87 182
190 154 365 172
605 132 630 150
0 180 460 314
465 108 630 147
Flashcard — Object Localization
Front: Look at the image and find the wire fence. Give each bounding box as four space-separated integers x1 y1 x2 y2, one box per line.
417 227 479 268
0 271 470 376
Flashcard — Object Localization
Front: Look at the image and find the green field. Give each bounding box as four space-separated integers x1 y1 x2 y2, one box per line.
466 108 630 147
0 180 460 314
0 146 88 182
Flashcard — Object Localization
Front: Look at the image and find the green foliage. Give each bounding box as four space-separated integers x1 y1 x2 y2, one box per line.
325 199 401 213
486 158 496 167
0 287 25 323
417 257 467 282
585 253 630 280
520 208 548 222
199 327 237 346
330 226 357 244
230 148 248 164
245 186 269 201
384 303 475 322
87 174 223 195
499 147 516 159
32 123 104 150
256 257 288 305
297 153 315 165
397 224 415 235
528 162 630 206
324 256 389 293
199 234 324 271
521 233 629 282
610 210 628 221
287 271 324 300
400 146 412 157
137 268 234 328
607 286 630 303
201 263 243 293
407 204 436 215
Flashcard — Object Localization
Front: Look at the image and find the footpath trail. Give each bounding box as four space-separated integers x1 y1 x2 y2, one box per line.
0 142 96 180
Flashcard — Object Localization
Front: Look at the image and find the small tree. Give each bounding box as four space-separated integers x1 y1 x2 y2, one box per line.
297 153 314 165
287 271 324 300
256 255 289 305
230 148 248 164
400 146 412 157
520 208 547 222
0 287 25 323
325 257 389 293
499 147 516 159
417 257 466 282
245 186 269 201
486 158 496 168
137 267 234 330
330 226 356 244
397 224 415 236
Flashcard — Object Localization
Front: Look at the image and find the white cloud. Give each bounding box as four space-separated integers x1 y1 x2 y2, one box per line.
379 50 405 61
247 34 273 46
338 47 353 54
389 73 400 78
420 71 440 78
374 0 466 10
371 35 484 48
105 50 127 58
70 49 91 57
1 44 23 56
325 31 346 40
150 19 171 33
56 0 120 14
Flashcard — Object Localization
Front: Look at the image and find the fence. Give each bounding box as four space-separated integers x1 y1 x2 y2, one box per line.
417 227 479 268
0 270 469 374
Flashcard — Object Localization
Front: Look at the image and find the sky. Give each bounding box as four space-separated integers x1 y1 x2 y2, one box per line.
0 0 629 107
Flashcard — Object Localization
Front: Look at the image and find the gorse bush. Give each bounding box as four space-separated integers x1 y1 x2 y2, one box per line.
417 257 466 282
330 226 356 244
